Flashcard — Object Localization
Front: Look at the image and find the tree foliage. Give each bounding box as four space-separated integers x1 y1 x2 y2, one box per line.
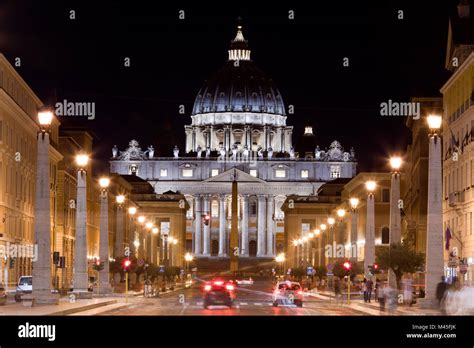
376 243 425 287
332 259 362 280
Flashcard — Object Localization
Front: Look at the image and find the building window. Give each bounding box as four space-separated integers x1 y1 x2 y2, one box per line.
211 169 219 177
129 165 138 175
330 165 341 178
301 170 309 178
250 169 258 177
160 169 168 177
382 189 390 202
275 169 286 178
182 169 193 177
381 227 390 244
211 200 219 217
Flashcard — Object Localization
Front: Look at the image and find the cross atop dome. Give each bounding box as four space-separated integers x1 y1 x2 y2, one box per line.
228 19 251 61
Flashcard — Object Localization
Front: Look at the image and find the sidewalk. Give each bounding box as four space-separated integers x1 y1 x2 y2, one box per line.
306 289 442 316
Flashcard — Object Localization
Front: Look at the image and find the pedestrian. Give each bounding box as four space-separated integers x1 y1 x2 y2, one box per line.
374 280 380 302
385 284 397 314
436 276 449 313
366 278 374 303
362 278 368 302
334 277 341 300
378 281 385 312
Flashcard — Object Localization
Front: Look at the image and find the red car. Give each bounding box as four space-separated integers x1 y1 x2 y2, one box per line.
202 279 236 309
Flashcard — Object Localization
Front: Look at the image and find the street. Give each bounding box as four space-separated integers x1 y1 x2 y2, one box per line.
103 279 368 316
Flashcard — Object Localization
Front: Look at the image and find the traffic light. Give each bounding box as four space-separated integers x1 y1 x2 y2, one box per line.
123 258 132 272
343 261 352 273
368 264 379 275
93 258 104 272
202 214 210 226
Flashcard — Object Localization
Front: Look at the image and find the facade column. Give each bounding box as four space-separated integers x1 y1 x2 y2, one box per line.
266 195 274 257
423 130 444 306
364 193 375 278
241 195 249 256
209 125 214 150
202 194 211 256
263 126 268 149
280 127 285 152
230 126 234 147
194 195 202 256
31 131 58 303
257 195 266 257
390 171 402 244
248 126 253 149
73 168 89 294
151 233 157 265
192 127 196 152
218 195 226 256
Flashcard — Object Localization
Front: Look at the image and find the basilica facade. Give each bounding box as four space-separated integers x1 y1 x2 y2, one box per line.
110 25 357 263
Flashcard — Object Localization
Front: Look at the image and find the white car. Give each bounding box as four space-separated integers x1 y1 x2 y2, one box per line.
272 281 304 307
236 278 254 285
15 276 32 302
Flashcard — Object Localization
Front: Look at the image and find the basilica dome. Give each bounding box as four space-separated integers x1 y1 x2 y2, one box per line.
191 26 286 117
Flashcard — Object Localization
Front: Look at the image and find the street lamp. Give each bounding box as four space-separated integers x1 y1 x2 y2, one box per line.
365 180 376 279
116 195 125 205
337 209 346 219
128 207 138 257
138 215 146 224
152 227 159 234
31 109 59 304
275 253 286 277
389 156 402 255
98 177 112 294
128 206 137 215
184 252 193 276
145 222 153 230
73 153 91 296
423 114 444 307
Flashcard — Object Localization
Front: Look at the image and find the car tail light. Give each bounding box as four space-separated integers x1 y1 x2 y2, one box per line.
226 284 234 291
214 281 224 286
204 285 212 291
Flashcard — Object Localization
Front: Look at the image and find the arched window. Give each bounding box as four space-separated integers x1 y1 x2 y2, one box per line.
381 227 390 244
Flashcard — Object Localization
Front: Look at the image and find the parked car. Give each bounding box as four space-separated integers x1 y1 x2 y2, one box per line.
0 283 7 305
272 281 304 307
236 277 254 286
15 276 33 302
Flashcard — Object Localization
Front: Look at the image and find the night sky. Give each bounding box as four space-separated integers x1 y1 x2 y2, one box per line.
0 0 456 173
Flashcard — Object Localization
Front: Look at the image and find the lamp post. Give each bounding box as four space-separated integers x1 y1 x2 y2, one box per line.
314 229 321 267
275 253 285 277
31 110 59 304
152 227 159 264
336 209 346 249
327 217 335 262
349 198 359 261
72 153 91 298
184 252 193 276
365 181 376 279
145 222 153 262
114 195 125 258
423 114 444 308
98 177 112 294
389 156 402 245
293 240 298 268
137 215 146 259
128 207 137 257
320 223 327 268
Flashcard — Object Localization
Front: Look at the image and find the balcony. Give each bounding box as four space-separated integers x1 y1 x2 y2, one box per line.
448 191 465 207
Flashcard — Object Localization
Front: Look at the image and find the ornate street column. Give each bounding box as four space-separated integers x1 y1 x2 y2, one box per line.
99 184 112 293
202 194 211 256
218 195 226 257
364 189 375 278
389 162 402 244
194 195 202 256
257 195 266 257
423 117 444 307
31 125 59 304
241 195 249 256
350 209 358 261
266 195 274 257
115 203 125 258
73 161 90 296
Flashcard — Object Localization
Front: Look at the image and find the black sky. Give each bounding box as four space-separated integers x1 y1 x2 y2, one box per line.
0 0 456 173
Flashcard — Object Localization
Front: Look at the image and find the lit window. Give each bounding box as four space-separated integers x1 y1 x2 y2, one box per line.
182 169 193 177
211 169 219 177
275 170 286 178
160 169 168 177
330 166 341 178
250 169 258 177
301 170 309 178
